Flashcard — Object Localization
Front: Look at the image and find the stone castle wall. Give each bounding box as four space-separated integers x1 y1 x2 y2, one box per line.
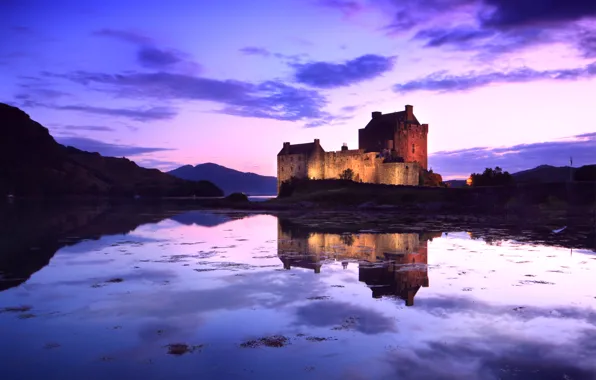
322 150 380 183
277 153 309 192
277 150 420 190
378 162 420 185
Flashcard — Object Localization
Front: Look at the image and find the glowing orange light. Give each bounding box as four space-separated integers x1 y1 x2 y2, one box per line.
466 177 473 186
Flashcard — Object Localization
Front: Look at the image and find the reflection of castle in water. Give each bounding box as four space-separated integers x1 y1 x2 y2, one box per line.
277 219 441 306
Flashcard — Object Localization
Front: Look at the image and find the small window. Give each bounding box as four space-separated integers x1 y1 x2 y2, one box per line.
412 144 415 153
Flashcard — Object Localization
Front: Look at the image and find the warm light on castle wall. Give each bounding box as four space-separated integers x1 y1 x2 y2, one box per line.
307 167 321 180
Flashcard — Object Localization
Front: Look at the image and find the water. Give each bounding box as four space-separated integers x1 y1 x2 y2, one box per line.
1 205 595 379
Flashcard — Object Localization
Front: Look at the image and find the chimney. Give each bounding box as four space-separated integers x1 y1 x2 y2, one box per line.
314 138 320 145
283 142 290 153
372 111 382 119
341 143 348 151
405 105 413 121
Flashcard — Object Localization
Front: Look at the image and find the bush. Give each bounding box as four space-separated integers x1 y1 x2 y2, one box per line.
419 168 444 187
470 167 514 187
278 177 299 198
339 168 354 181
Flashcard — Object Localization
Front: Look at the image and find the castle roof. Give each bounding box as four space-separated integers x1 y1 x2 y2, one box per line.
277 142 317 156
364 111 420 130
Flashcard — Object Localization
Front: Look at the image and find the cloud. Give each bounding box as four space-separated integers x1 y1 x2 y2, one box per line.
239 46 271 57
46 70 332 123
479 0 596 29
303 113 354 128
340 105 359 112
134 157 184 170
239 47 307 64
578 29 596 58
401 0 596 60
317 0 363 16
293 54 396 89
10 26 32 34
429 132 596 178
413 26 495 48
93 28 154 45
382 0 476 35
52 104 177 121
394 61 596 93
93 28 199 71
55 136 175 156
62 125 116 132
137 46 184 68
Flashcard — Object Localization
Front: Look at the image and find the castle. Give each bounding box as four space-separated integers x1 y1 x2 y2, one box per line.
277 104 428 193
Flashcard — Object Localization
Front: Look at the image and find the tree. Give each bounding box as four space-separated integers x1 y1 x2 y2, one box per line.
339 168 355 181
574 165 596 182
470 167 514 187
419 168 444 187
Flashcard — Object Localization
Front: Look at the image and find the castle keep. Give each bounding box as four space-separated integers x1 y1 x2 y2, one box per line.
277 105 428 193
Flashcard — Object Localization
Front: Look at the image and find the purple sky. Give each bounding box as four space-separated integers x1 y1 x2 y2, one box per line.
2 0 596 179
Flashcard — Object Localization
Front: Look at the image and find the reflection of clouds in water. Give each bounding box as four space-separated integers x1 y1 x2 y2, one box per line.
64 258 116 266
384 329 596 380
417 295 596 326
293 301 397 335
136 317 206 345
57 234 166 254
85 270 330 318
37 268 178 287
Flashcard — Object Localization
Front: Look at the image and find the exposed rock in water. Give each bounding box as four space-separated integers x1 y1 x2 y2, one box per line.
225 192 249 202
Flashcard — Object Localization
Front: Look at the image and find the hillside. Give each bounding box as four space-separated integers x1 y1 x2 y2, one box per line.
169 162 277 195
0 103 223 197
512 165 576 183
446 165 581 187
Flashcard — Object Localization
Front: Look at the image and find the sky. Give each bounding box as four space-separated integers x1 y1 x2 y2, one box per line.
2 0 596 179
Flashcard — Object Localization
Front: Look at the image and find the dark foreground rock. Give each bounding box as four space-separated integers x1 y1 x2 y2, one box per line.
0 103 223 197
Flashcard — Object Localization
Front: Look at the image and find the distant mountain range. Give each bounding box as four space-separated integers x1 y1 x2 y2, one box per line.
168 163 277 195
445 165 579 187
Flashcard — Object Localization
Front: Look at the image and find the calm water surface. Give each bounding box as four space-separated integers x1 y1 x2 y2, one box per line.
1 208 595 379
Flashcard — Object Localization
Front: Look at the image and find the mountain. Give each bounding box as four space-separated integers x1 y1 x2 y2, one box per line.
512 165 576 183
168 162 277 195
0 103 223 197
445 165 582 187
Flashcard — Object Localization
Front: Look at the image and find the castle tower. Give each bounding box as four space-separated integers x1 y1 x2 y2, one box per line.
358 104 428 169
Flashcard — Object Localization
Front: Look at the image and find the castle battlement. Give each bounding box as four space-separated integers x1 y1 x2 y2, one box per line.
277 105 428 193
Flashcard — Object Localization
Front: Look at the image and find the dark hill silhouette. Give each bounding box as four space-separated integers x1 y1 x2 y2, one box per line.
0 103 223 197
445 165 583 187
512 165 576 183
168 162 277 195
